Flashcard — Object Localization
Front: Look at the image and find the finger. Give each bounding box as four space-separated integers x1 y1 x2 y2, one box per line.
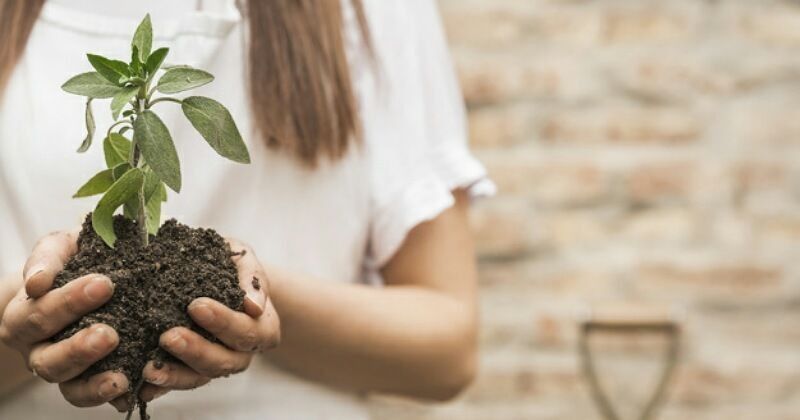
24 229 80 298
109 395 130 413
142 360 210 390
189 298 279 352
3 274 113 344
28 324 118 383
59 371 128 408
160 327 252 378
0 288 29 348
227 239 266 317
139 384 172 403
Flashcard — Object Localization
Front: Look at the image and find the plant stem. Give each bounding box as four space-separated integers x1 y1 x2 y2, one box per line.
146 96 183 108
137 185 147 245
135 85 149 247
107 120 132 137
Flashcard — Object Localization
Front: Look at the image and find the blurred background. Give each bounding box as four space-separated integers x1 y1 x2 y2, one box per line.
371 0 800 419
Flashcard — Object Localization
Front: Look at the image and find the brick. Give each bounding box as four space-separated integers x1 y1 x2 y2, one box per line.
522 8 603 46
444 1 699 47
634 262 784 305
732 2 800 46
624 162 696 205
468 105 530 149
479 292 578 350
466 353 584 402
456 55 529 107
539 107 702 145
370 399 595 420
620 207 698 243
730 105 800 147
478 260 621 299
484 155 610 207
669 363 800 406
691 311 800 353
538 210 610 249
609 54 735 101
440 3 533 49
470 199 533 258
660 406 800 420
733 161 789 195
753 213 800 244
456 54 588 106
602 8 697 43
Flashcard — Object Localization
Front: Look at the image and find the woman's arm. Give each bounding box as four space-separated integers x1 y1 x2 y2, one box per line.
0 189 478 404
266 190 478 401
0 272 34 398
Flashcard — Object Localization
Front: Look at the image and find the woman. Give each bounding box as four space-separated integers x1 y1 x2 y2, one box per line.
0 0 493 418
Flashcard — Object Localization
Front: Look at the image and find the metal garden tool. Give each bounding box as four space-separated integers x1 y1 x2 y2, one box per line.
578 303 682 420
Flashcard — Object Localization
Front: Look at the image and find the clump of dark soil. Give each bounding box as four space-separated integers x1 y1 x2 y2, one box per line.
52 215 244 416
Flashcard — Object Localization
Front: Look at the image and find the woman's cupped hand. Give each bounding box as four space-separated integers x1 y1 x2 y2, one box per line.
0 231 280 412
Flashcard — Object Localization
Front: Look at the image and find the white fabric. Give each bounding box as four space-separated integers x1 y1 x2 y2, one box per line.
0 0 494 418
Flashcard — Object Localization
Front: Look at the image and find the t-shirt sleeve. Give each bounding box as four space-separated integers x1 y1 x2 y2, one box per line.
362 0 495 270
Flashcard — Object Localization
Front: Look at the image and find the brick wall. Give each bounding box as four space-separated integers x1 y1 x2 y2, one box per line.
370 0 800 419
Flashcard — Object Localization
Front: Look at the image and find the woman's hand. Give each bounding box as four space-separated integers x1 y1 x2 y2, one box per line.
113 239 281 410
0 231 128 407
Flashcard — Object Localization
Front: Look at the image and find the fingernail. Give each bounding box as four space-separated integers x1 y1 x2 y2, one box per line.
166 332 187 351
84 276 113 303
87 326 112 351
24 265 45 282
189 301 215 325
246 292 263 311
147 374 167 386
147 373 167 386
98 378 122 399
144 361 167 385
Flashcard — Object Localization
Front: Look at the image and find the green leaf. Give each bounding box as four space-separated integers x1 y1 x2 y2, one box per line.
145 47 169 76
123 202 136 220
130 46 142 77
145 185 163 235
77 98 95 153
61 72 123 98
87 54 130 85
73 169 114 198
157 68 214 94
133 111 182 192
161 64 192 70
92 168 145 247
112 162 131 180
124 76 146 86
122 169 159 218
132 14 153 62
103 134 132 168
142 168 161 202
158 183 168 202
181 96 250 163
111 86 138 120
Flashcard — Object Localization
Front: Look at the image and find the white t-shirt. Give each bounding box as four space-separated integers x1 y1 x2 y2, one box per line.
0 0 494 419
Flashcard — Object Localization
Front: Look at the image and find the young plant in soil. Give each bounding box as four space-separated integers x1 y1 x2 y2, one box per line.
55 14 250 419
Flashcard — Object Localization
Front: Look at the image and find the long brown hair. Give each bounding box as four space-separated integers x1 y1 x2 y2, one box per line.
0 0 370 166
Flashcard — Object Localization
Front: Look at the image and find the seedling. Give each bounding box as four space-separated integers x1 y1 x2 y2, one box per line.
62 14 250 248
